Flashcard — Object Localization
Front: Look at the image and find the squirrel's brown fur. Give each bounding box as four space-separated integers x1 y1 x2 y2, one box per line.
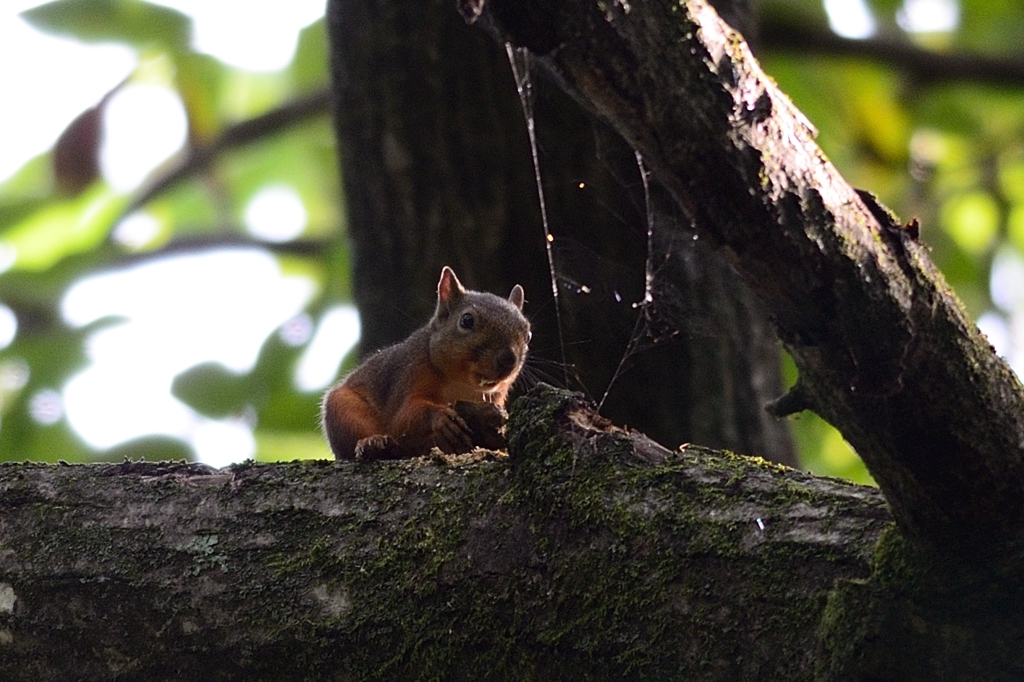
321 267 530 460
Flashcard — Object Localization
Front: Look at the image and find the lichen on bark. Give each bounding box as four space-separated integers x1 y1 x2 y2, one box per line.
0 385 889 680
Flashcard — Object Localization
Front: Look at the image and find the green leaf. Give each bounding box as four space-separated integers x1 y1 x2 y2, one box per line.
0 152 53 201
217 71 290 121
0 317 120 463
171 314 325 441
1000 158 1024 206
175 52 227 142
791 411 876 486
220 119 338 234
140 183 219 243
171 362 252 419
242 326 320 431
956 0 1024 53
104 435 193 461
21 0 192 52
758 0 828 27
941 191 1000 256
0 185 126 271
0 417 96 463
289 19 329 92
254 430 331 462
1007 205 1024 254
866 0 902 20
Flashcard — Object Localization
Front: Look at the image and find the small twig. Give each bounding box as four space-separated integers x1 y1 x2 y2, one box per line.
765 377 813 420
760 18 1024 87
110 232 330 265
117 88 332 222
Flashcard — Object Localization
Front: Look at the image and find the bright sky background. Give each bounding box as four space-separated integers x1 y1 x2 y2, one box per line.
0 0 359 467
825 0 959 38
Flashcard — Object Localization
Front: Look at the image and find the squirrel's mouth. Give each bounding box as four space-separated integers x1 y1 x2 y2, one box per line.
478 378 500 389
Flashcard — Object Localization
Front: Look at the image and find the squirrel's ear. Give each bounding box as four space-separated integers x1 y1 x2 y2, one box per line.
437 266 465 306
509 284 525 310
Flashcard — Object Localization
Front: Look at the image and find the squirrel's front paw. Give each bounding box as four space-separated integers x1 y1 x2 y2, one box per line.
354 434 405 461
428 406 474 454
453 401 508 450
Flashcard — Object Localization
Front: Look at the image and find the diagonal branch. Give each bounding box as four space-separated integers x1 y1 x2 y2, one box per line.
480 0 1024 562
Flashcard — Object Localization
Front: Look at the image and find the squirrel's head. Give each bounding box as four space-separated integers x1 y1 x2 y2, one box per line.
431 267 531 394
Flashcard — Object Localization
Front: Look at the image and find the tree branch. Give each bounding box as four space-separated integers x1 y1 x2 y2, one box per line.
760 17 1024 87
0 386 887 680
480 0 1024 561
112 232 331 263
116 88 331 222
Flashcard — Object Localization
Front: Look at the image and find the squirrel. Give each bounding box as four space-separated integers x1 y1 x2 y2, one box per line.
321 266 531 460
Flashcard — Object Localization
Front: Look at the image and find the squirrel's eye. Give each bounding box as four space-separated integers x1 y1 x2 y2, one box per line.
459 312 474 330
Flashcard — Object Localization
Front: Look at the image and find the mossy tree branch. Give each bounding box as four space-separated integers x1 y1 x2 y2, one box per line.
0 386 888 681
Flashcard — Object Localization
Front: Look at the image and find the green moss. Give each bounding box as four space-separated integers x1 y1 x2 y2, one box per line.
870 523 925 589
814 522 965 681
437 385 854 679
816 576 875 681
0 388 880 680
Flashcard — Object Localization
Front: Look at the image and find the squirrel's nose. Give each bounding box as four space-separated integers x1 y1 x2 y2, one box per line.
495 347 518 376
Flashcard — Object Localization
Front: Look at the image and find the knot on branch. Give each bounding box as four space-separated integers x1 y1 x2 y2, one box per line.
765 377 813 419
507 383 678 474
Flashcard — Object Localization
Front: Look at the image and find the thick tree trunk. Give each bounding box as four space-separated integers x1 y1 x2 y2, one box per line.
327 0 795 464
0 386 886 681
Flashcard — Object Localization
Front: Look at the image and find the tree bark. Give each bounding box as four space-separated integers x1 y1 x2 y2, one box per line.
476 0 1024 559
3 386 1020 680
0 386 887 681
451 0 1024 677
327 0 795 464
8 0 1024 678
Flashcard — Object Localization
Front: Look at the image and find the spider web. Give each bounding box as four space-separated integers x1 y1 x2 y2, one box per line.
503 46 725 409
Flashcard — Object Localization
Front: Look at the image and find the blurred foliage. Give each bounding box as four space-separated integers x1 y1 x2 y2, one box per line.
0 0 343 463
1 0 1023 481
